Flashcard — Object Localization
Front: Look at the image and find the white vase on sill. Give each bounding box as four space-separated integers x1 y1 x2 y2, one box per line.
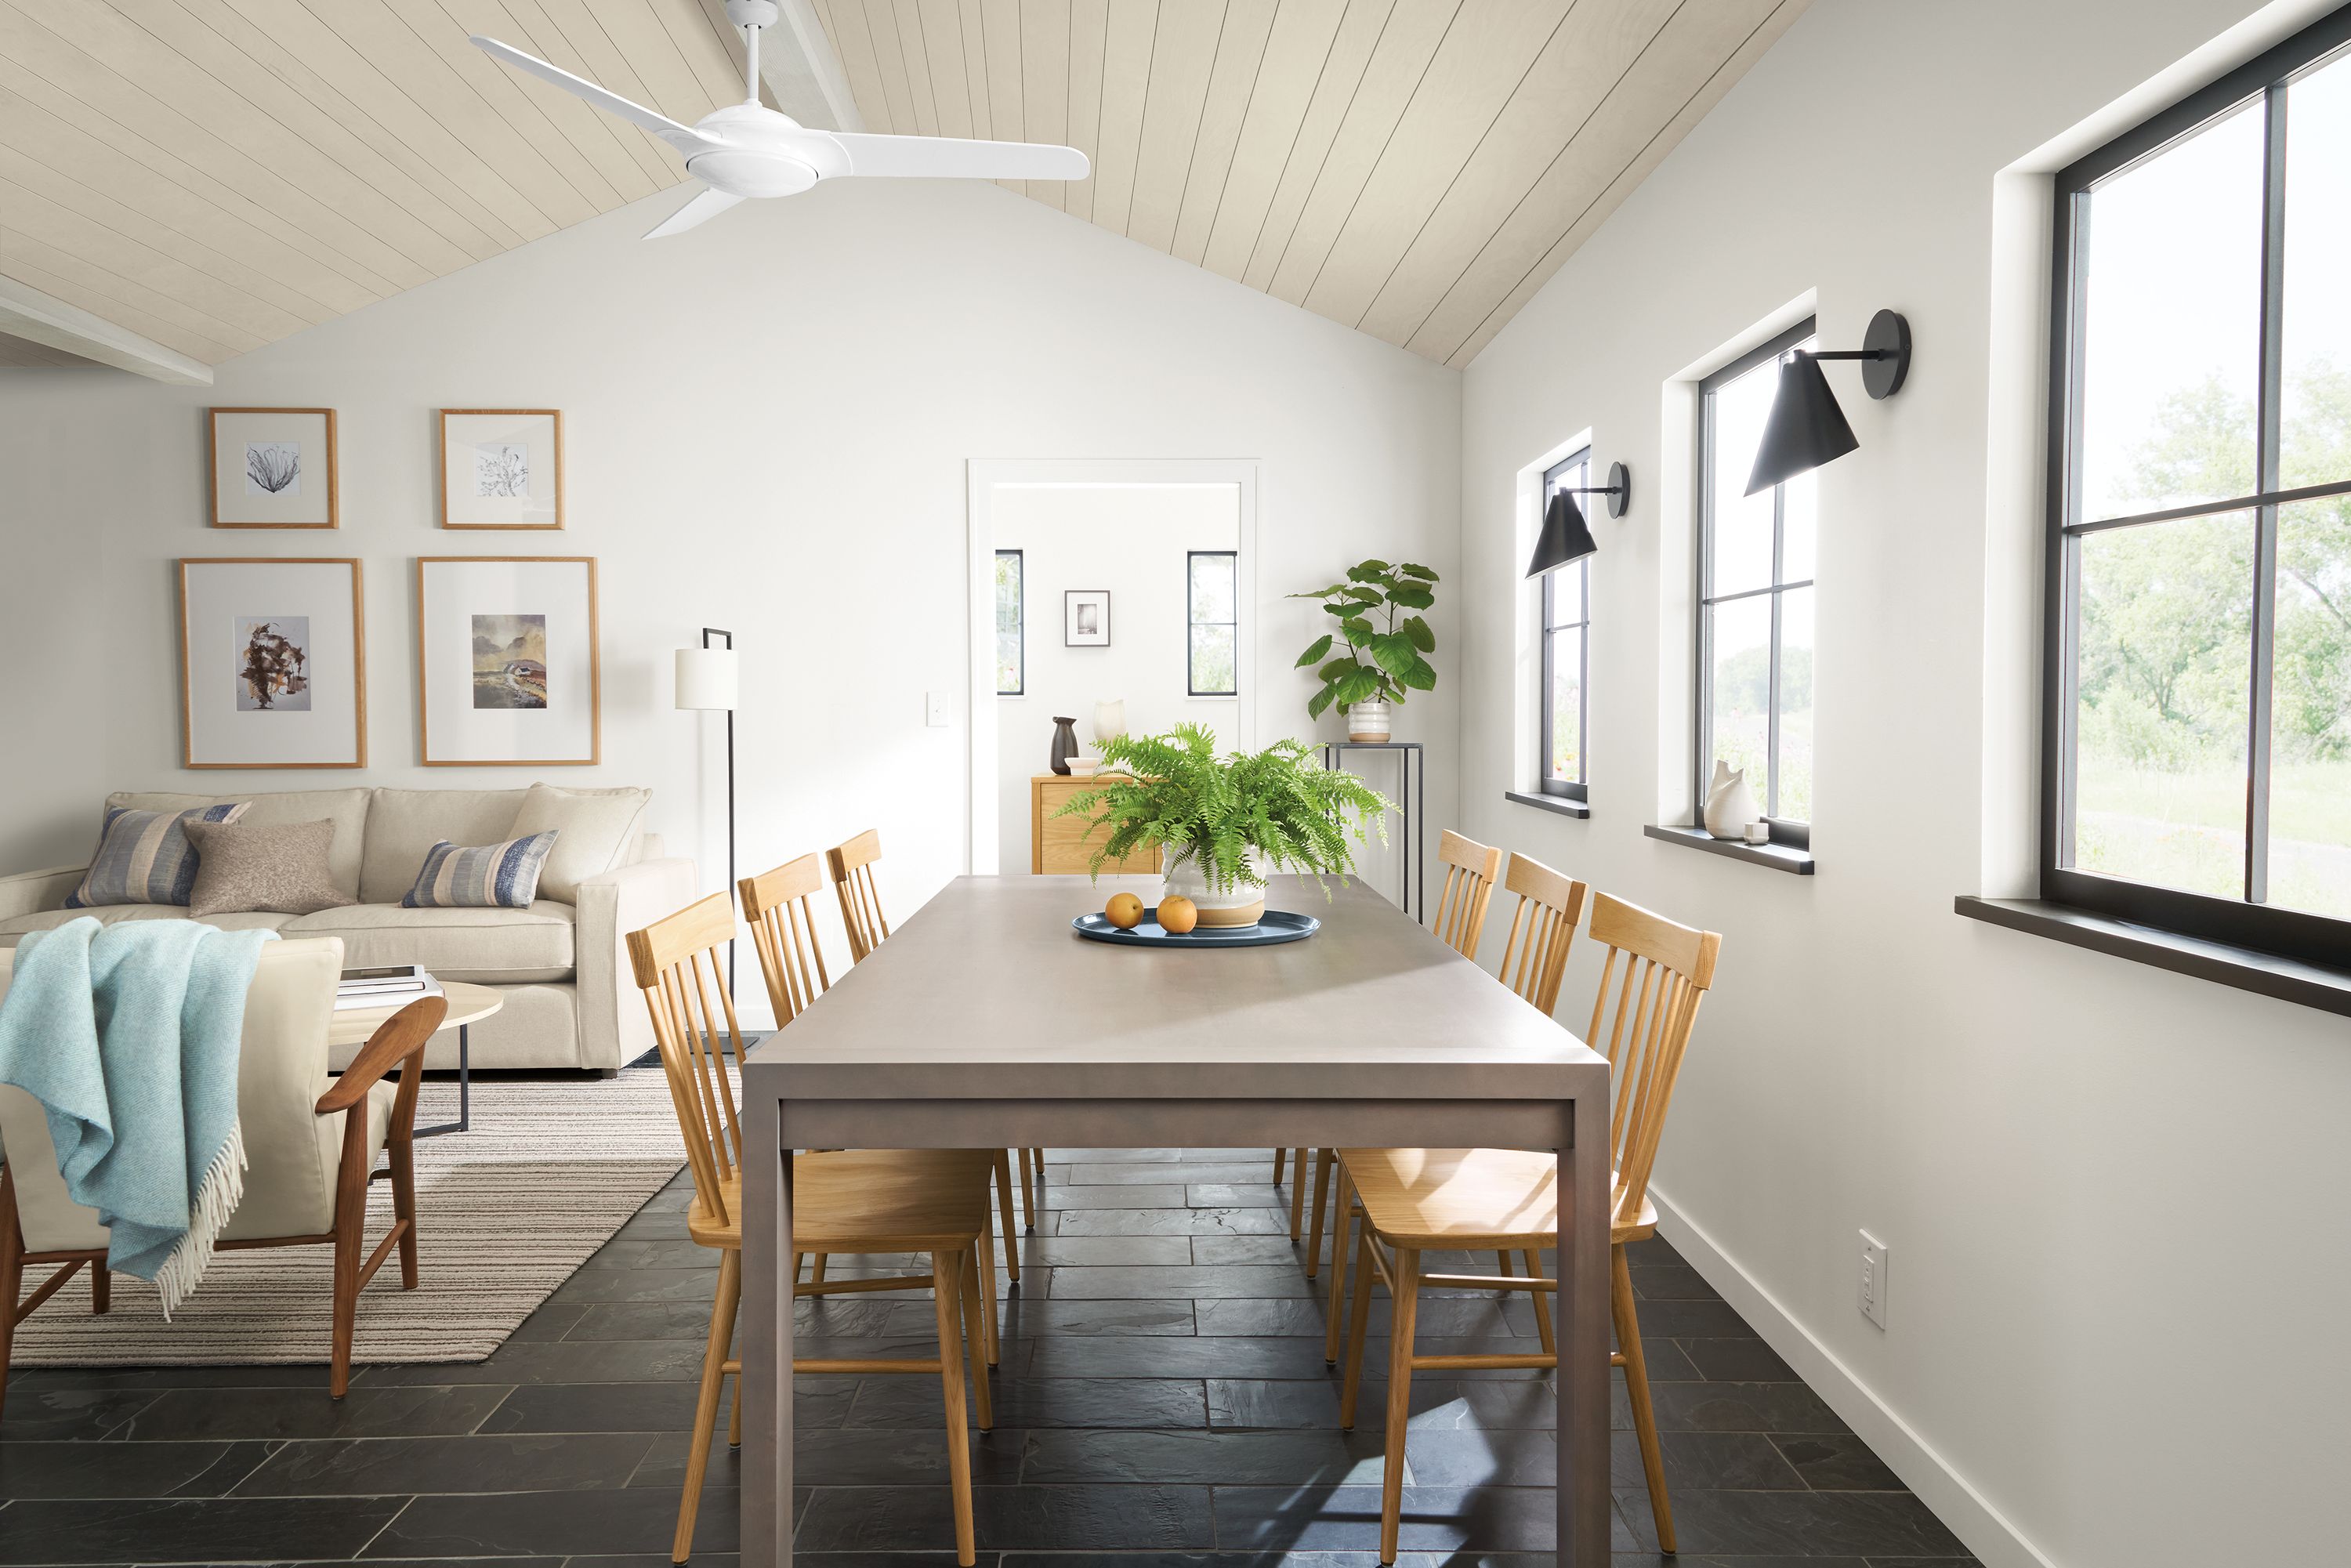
1701 761 1761 840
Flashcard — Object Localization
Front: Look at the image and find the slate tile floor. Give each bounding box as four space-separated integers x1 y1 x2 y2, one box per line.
0 1146 1977 1566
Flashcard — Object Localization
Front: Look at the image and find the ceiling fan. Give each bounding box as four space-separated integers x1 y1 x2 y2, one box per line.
471 0 1089 239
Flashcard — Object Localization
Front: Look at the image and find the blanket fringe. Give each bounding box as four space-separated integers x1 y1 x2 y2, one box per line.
153 1117 246 1320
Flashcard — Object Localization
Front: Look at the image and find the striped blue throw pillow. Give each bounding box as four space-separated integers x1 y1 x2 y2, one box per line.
67 802 252 908
401 831 559 909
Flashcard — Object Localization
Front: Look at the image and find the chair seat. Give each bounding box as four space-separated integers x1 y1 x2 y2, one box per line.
1339 1146 1654 1249
688 1148 995 1251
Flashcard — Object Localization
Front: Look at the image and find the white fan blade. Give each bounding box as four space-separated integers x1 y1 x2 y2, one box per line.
822 132 1089 182
471 36 715 154
644 186 745 239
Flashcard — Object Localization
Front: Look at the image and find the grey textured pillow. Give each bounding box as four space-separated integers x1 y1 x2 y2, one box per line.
183 818 354 917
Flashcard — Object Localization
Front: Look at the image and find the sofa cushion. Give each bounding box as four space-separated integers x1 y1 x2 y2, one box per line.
279 902 574 983
109 790 370 901
360 788 527 904
400 832 557 909
66 802 249 907
184 818 353 917
0 907 296 946
508 784 652 902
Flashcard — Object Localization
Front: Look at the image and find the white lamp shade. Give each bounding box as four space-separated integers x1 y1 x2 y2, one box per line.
674 646 739 712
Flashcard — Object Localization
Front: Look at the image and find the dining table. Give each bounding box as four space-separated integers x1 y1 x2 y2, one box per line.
736 871 1616 1566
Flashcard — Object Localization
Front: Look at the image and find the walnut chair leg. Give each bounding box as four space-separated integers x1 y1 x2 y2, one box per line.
1016 1147 1035 1234
1027 1147 1045 1229
91 1263 110 1315
391 1136 420 1290
1288 1149 1308 1240
1614 1245 1675 1553
0 1175 22 1425
993 1152 1021 1286
1306 1149 1333 1280
1378 1246 1421 1566
930 1249 977 1567
674 1247 741 1566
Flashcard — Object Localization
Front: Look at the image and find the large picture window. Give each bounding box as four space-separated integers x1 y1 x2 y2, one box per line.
1540 451 1591 799
1187 550 1237 696
994 549 1023 696
2048 10 2351 964
1698 321 1817 846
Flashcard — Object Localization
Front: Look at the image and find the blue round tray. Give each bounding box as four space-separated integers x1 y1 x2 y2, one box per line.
1071 908 1320 947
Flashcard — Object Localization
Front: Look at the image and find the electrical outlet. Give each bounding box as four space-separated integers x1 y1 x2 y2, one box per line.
925 691 950 728
1858 1230 1889 1330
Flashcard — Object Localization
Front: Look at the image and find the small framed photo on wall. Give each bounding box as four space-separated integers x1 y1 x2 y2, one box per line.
416 556 600 765
178 557 366 767
1065 589 1110 647
440 409 564 528
208 407 338 527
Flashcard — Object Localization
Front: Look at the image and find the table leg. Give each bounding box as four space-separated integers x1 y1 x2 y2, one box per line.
743 1089 790 1568
1558 1092 1610 1565
411 1023 472 1139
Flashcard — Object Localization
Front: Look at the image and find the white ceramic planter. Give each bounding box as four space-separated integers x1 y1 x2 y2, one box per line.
1347 698 1393 744
1161 846 1266 928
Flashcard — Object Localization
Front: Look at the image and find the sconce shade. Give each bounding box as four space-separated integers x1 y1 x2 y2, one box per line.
674 646 739 712
1524 487 1601 578
1746 351 1860 496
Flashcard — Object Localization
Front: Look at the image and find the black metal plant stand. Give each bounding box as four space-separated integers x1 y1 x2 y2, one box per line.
1320 741 1425 923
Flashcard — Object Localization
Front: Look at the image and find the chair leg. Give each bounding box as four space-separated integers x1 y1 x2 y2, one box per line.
810 1253 828 1284
929 1249 977 1567
1338 1226 1378 1428
392 1135 420 1290
728 1371 743 1450
0 1175 22 1425
1378 1247 1421 1566
1271 1146 1286 1186
1288 1149 1307 1240
328 1222 362 1401
1028 1147 1045 1229
1614 1245 1674 1553
1323 1162 1354 1367
673 1247 741 1566
1527 1248 1555 1355
977 1193 1001 1367
1305 1149 1333 1280
992 1152 1021 1286
958 1244 994 1429
1016 1147 1035 1234
91 1263 110 1315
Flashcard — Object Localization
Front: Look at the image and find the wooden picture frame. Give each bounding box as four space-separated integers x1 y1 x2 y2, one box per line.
177 557 367 768
415 556 600 766
439 409 565 528
208 407 338 527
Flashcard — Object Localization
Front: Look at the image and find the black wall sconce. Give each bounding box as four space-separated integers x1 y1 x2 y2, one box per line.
1744 309 1912 495
1523 461 1632 578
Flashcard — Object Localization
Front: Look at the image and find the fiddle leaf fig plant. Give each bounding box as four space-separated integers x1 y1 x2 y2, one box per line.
1290 559 1439 721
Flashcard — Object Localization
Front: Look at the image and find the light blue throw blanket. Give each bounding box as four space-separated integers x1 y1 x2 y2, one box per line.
0 918 273 1313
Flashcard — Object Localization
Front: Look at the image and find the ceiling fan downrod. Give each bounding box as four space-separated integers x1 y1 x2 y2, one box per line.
726 0 779 106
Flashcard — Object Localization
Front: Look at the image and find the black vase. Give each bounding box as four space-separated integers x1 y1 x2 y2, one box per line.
1049 716 1080 776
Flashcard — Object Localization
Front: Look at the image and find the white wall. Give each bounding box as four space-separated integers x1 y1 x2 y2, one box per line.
0 177 1459 988
1458 3 2351 1566
991 482 1242 868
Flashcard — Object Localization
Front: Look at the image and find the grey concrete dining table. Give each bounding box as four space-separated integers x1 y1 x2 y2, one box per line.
737 872 1616 1566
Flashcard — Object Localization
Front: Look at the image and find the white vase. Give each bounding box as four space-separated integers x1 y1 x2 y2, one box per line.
1701 760 1762 839
1161 846 1266 928
1093 698 1126 746
1347 697 1393 744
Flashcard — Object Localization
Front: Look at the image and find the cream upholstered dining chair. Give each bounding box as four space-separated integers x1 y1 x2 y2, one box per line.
1281 829 1506 1255
1331 892 1719 1560
827 831 1045 1234
629 891 999 1566
0 938 440 1407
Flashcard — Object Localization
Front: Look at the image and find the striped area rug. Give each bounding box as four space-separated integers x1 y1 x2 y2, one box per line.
8 1068 685 1367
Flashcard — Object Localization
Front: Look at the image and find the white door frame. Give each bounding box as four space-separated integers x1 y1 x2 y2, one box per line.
965 458 1260 875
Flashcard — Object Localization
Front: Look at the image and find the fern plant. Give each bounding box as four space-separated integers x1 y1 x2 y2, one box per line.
1290 559 1439 721
1054 724 1392 893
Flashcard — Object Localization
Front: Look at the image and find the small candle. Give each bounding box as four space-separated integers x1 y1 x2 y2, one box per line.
1744 822 1770 846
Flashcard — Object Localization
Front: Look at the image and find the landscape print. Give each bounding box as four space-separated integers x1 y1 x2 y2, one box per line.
235 616 310 711
472 613 547 709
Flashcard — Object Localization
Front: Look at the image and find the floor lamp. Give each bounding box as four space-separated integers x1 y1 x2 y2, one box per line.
675 629 738 994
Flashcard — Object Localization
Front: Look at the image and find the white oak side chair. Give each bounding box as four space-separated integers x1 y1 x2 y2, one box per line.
1282 828 1505 1251
828 830 1045 1236
1331 892 1720 1562
630 892 999 1566
0 939 440 1407
1316 850 1588 1357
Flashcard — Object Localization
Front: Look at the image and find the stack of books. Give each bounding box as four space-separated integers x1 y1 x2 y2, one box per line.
334 965 445 1012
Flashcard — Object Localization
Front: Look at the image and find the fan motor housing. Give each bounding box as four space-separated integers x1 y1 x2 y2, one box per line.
688 149 819 197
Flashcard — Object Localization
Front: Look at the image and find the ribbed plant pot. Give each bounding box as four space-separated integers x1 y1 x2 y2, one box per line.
1346 699 1393 744
1161 847 1266 928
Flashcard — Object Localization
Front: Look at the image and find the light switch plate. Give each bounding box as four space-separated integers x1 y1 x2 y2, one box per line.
1859 1229 1889 1330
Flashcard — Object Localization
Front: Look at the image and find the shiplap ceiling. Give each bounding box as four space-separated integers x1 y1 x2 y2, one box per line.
810 0 1807 364
0 0 1804 372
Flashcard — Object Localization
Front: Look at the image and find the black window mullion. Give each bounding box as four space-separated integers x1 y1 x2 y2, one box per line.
2247 82 2289 904
1766 450 1786 819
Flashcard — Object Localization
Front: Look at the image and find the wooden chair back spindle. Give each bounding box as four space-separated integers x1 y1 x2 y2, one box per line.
826 828 891 964
1579 892 1720 1229
628 892 750 1229
740 853 833 1025
1430 830 1503 958
1494 852 1589 1016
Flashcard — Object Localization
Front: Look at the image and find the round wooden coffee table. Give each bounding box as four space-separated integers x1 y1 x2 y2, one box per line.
329 981 502 1138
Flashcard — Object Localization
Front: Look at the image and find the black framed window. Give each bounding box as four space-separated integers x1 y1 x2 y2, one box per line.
1539 451 1591 800
1188 550 1238 696
1698 320 1817 846
994 549 1023 696
2046 8 2351 967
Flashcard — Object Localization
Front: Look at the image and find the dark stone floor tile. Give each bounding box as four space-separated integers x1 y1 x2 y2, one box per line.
1048 1266 1313 1300
1682 1335 1799 1382
230 1432 654 1496
1056 1207 1288 1236
1194 1234 1329 1266
1402 1429 1555 1487
798 1483 1216 1551
1067 1161 1273 1185
480 1378 853 1434
568 1300 742 1341
987 1298 1194 1337
1357 1378 1566 1433
1866 1559 1982 1566
1628 1263 1720 1300
1611 1486 1969 1557
846 1375 1205 1430
1039 1184 1187 1208
1045 1147 1270 1163
5 1362 330 1392
1210 1483 1603 1553
1617 1298 1755 1337
1776 1432 1907 1490
997 1555 1406 1566
363 1338 711 1385
1646 1381 1852 1435
1187 1184 1286 1208
366 1485 739 1557
507 1303 589 1342
1207 1378 1346 1429
547 1267 730 1305
1195 1298 1514 1339
0 1439 268 1499
1628 1429 1806 1490
0 1496 405 1565
1027 1334 1336 1379
1020 1428 1390 1485
626 1425 1023 1490
1627 1337 1702 1382
1010 1235 1193 1266
0 1386 157 1441
119 1384 513 1441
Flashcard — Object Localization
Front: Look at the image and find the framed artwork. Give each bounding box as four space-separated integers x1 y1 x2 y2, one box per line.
208 408 338 527
416 556 600 765
177 558 366 768
440 409 564 528
1064 589 1110 647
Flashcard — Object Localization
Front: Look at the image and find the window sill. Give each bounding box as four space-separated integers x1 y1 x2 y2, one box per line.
1953 896 2351 1019
1505 791 1589 820
1644 824 1816 875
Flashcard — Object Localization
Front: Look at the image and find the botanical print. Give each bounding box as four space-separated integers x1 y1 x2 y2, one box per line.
1077 602 1099 637
245 442 301 496
234 617 310 712
472 613 548 709
476 442 530 498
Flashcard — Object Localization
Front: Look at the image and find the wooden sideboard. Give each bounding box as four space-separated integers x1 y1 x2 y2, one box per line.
1031 773 1163 875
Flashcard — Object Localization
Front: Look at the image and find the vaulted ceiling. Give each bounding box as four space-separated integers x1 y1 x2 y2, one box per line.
0 0 1803 375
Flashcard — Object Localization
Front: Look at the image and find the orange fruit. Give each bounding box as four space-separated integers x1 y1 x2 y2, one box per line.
1105 892 1144 929
1157 895 1199 934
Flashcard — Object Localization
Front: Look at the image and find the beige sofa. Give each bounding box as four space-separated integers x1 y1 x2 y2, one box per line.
0 788 697 1074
